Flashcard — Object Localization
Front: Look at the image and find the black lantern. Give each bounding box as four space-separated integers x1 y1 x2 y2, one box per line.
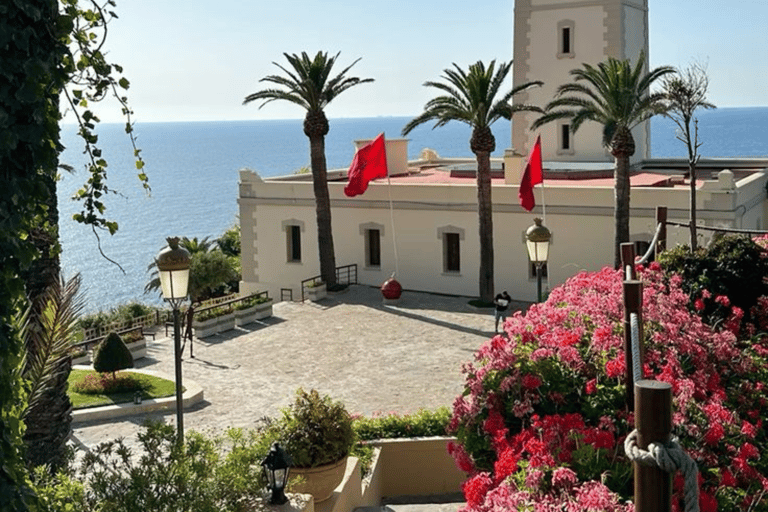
262 442 292 505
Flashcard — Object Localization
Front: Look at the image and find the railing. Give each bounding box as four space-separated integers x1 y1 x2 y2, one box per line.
300 263 359 302
192 291 270 317
74 325 150 353
80 311 162 342
642 205 768 263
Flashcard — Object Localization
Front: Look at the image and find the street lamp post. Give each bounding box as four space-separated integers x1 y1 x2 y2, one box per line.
155 237 191 443
525 218 552 303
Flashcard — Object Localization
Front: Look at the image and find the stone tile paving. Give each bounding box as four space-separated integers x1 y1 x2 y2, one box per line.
71 285 529 454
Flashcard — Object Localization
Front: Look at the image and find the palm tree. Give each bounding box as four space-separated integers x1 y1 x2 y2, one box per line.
244 52 374 286
402 60 542 303
532 51 673 268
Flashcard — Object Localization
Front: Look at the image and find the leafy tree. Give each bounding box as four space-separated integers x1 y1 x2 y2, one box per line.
93 332 134 379
244 51 374 286
661 63 715 251
217 224 241 258
532 51 673 268
402 60 542 302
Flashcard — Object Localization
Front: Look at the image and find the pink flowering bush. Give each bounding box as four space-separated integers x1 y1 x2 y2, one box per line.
450 263 768 512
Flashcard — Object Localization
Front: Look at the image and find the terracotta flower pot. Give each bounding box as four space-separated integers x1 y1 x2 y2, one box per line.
290 456 347 503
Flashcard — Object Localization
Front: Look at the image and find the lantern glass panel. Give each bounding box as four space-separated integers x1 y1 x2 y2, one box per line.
526 240 549 263
160 268 189 300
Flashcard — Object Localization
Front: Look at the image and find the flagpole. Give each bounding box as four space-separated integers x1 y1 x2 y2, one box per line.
384 136 399 278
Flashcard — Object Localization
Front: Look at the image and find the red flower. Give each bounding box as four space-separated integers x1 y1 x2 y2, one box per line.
694 298 705 311
703 423 724 446
585 378 597 395
521 373 542 389
462 473 492 508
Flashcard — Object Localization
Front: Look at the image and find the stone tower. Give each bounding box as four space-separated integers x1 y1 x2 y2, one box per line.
511 0 650 163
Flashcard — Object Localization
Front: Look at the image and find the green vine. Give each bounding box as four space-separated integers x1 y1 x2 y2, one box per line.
1 1 144 508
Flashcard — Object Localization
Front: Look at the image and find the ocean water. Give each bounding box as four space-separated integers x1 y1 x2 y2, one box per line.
57 109 768 313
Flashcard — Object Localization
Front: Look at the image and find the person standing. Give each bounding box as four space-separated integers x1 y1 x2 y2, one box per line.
494 290 512 333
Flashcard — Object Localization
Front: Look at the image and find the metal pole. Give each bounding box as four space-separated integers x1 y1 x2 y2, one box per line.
173 306 184 443
623 280 643 411
656 206 667 259
536 263 543 302
635 380 672 512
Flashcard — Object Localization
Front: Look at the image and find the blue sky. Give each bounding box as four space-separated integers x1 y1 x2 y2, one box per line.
82 0 767 123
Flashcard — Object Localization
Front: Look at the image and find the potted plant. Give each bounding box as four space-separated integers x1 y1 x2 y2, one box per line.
276 388 355 503
234 295 274 326
192 307 221 338
216 305 236 333
305 281 327 301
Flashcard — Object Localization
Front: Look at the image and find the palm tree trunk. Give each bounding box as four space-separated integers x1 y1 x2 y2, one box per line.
614 154 631 269
308 133 337 286
476 151 494 303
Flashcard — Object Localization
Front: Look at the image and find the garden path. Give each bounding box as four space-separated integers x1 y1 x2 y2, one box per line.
71 285 529 456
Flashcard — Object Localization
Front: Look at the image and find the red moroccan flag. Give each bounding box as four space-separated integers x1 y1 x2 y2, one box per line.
344 133 388 197
518 135 543 211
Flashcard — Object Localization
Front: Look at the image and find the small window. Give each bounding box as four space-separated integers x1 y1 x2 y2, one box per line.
287 225 301 262
444 233 461 273
561 124 571 150
562 27 571 54
557 20 575 58
366 228 381 267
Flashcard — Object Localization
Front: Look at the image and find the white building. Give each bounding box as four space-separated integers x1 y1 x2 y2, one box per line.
237 0 768 303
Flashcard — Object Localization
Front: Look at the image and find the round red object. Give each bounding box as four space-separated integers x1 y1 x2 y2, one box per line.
381 278 402 300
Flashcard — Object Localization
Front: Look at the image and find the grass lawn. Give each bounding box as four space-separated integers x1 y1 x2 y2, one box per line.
68 369 178 409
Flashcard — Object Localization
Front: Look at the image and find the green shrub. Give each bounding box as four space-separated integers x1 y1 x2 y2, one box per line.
658 235 768 333
352 407 450 440
276 388 354 468
93 332 134 378
78 421 270 512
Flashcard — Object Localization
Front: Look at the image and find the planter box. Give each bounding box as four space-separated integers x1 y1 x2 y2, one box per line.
193 317 219 338
305 283 327 301
234 299 274 326
71 353 91 365
217 313 236 333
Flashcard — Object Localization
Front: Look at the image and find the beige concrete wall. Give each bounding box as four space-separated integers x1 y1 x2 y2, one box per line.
239 167 768 303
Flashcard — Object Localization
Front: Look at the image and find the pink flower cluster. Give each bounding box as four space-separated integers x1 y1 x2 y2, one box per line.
450 263 768 512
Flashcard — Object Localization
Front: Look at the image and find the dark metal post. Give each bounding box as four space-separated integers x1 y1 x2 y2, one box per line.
536 263 543 303
656 206 667 259
635 380 672 512
621 243 637 280
173 306 184 443
623 280 643 411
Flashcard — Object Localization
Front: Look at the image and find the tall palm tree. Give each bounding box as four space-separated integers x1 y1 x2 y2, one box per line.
402 60 542 303
532 51 673 268
244 52 374 286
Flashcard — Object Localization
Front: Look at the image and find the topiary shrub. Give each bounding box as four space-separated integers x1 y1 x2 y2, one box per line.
658 235 768 336
93 332 134 379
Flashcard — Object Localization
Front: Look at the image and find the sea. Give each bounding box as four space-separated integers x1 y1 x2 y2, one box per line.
57 108 768 313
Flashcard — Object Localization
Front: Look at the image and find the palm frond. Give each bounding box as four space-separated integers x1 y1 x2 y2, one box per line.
21 274 85 419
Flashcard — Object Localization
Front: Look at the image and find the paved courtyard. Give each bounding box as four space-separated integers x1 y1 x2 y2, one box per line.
72 285 529 453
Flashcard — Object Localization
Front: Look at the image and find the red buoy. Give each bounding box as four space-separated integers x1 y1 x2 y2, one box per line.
381 277 402 300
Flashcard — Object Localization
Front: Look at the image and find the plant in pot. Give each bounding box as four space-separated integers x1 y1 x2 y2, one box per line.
277 388 355 503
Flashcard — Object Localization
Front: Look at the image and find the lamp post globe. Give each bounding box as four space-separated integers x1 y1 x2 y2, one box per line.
155 237 191 444
525 218 551 303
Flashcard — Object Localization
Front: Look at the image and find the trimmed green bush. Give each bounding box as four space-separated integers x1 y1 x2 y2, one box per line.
92 332 134 378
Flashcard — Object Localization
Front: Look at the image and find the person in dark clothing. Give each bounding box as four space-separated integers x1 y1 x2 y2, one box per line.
494 290 512 333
